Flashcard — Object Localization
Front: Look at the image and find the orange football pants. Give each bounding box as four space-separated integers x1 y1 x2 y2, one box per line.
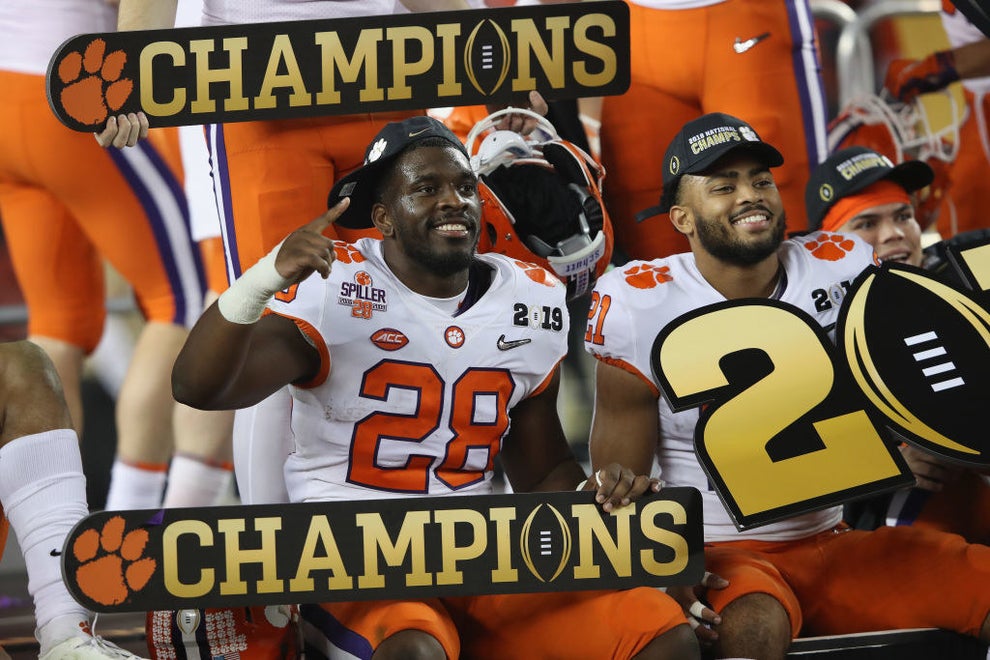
704 524 990 638
601 0 828 260
0 70 203 352
207 111 422 283
888 471 990 546
939 88 990 237
303 587 687 658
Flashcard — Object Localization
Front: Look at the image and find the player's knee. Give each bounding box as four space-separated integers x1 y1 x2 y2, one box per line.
0 341 72 443
372 629 446 660
717 593 792 658
0 341 63 401
634 622 700 660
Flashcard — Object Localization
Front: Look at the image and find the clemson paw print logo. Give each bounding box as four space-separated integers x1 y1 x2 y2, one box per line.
333 242 367 264
805 234 856 261
56 39 133 127
623 264 673 289
71 516 156 606
512 260 558 287
367 138 388 163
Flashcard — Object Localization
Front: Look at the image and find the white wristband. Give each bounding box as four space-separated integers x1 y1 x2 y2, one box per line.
575 479 589 491
217 241 294 324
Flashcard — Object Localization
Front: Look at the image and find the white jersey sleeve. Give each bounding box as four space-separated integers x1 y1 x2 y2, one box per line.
586 233 877 542
268 238 569 503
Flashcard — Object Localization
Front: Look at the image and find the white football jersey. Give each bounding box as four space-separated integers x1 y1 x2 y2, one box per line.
585 232 878 542
268 237 569 503
0 0 116 75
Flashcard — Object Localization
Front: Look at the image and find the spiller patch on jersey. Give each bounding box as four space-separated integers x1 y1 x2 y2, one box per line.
371 328 409 351
338 270 387 318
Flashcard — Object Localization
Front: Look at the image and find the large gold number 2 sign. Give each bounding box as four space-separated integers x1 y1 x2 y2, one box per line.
653 301 910 530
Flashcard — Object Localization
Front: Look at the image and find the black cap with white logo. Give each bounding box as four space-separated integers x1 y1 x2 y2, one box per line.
637 112 785 221
327 115 468 229
805 146 934 230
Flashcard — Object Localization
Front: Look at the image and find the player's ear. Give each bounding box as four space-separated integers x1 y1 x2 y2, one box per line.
372 203 393 236
669 205 693 236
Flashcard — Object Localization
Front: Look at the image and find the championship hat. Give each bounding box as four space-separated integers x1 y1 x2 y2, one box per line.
327 116 469 229
637 112 784 221
806 145 934 231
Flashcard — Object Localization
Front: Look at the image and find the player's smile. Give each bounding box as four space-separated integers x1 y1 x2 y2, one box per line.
431 217 474 239
730 206 773 231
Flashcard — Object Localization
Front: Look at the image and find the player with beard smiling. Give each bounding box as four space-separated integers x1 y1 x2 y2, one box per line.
171 115 699 659
585 112 990 659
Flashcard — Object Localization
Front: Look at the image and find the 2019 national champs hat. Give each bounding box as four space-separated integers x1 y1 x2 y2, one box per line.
805 145 934 231
327 115 469 229
637 112 785 221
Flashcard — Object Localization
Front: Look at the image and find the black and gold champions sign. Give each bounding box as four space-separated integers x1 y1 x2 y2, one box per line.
62 488 703 612
45 2 629 131
652 236 990 531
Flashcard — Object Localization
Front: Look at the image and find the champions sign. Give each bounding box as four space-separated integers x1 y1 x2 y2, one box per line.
46 2 630 131
63 489 703 612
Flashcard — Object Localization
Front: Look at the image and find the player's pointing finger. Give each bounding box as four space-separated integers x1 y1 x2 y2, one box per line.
321 197 350 226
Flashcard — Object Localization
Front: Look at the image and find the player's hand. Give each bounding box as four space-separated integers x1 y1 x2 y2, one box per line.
274 198 348 282
95 112 150 148
883 51 959 104
668 572 729 648
582 464 663 513
899 444 954 492
486 90 550 135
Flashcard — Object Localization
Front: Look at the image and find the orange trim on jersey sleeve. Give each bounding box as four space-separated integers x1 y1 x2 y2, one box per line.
263 309 331 389
529 358 564 398
593 355 660 398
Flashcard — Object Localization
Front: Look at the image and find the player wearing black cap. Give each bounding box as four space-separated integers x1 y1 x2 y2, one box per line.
586 111 990 658
174 115 700 659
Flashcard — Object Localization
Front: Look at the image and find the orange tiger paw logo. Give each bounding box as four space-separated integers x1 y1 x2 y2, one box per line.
513 260 558 287
333 242 367 264
624 264 673 289
71 516 156 606
805 234 856 261
56 39 133 126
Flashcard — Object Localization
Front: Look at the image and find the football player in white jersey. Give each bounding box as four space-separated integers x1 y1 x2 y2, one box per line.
585 112 990 659
172 116 699 658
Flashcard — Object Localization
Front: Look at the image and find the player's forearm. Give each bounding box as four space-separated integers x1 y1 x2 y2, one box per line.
522 458 588 493
172 304 261 410
953 39 990 80
116 0 178 31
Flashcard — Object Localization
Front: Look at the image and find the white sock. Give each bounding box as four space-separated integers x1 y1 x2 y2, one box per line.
0 430 92 644
104 459 167 510
163 454 233 507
